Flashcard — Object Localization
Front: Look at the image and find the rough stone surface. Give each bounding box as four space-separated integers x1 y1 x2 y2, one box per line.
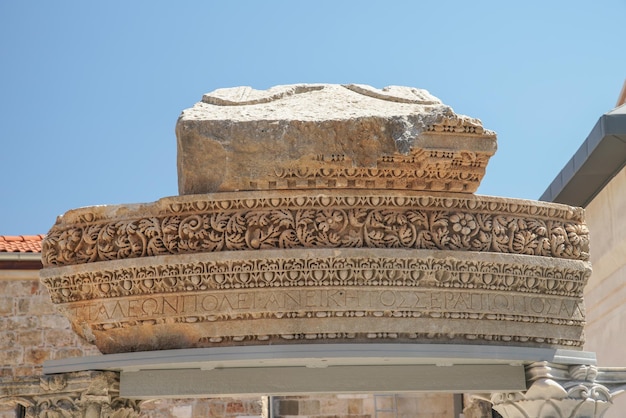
176 84 497 194
0 274 100 380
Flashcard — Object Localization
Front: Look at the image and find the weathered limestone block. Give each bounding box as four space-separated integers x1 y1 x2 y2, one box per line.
176 84 497 194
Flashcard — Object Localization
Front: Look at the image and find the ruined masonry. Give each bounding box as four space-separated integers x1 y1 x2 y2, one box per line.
5 84 626 417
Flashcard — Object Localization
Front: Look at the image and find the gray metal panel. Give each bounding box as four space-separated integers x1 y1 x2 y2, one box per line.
540 105 626 207
120 364 526 399
42 343 597 375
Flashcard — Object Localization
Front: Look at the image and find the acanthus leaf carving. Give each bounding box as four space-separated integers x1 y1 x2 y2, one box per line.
41 194 590 268
0 372 141 418
41 253 590 303
491 363 626 418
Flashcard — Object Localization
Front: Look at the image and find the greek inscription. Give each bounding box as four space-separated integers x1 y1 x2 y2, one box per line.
66 289 584 323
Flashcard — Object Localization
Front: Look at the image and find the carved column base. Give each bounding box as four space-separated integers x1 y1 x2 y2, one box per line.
0 371 140 418
492 362 626 418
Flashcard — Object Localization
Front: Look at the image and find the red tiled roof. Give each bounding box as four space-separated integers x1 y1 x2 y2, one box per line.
0 235 45 253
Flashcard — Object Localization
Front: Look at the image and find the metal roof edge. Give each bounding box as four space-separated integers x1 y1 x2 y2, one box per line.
540 111 626 207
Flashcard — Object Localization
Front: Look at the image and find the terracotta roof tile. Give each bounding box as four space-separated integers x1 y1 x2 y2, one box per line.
0 235 45 253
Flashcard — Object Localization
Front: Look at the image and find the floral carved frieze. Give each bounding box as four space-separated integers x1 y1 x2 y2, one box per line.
41 250 590 303
40 249 590 353
42 191 589 268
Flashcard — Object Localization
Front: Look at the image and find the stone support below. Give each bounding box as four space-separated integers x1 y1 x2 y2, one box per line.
491 362 626 418
28 83 626 418
0 371 140 418
463 395 494 418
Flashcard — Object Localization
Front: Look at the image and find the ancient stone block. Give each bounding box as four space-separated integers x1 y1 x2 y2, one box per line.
0 298 13 315
40 189 590 353
17 330 43 347
0 333 16 350
24 348 50 364
53 348 85 360
26 295 56 315
40 314 69 330
40 84 591 355
44 328 75 347
176 84 496 195
13 366 37 378
5 316 38 331
0 350 21 366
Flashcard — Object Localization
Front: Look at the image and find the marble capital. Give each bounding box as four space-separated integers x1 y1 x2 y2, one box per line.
491 362 626 418
0 371 140 418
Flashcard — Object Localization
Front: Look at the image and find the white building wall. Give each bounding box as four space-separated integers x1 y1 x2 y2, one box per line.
582 165 626 418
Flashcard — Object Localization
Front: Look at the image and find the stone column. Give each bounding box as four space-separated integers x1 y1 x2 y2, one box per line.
0 371 140 418
491 362 626 418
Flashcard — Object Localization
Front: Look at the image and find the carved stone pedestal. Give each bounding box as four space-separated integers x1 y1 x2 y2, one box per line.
491 362 626 418
0 371 140 418
39 85 591 356
29 84 626 417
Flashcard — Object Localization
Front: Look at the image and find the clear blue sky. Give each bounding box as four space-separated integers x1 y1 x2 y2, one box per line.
1 1 624 235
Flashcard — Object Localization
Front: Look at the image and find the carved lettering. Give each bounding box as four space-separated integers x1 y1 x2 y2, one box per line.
68 290 584 323
141 298 159 315
530 298 545 314
111 301 126 318
380 290 396 307
201 295 218 311
162 297 178 314
238 292 253 309
128 299 140 317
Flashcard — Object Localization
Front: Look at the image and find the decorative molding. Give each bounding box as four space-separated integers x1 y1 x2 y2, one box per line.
40 191 590 353
41 192 589 268
268 149 491 193
40 249 589 353
491 362 626 417
41 251 590 303
0 371 140 418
